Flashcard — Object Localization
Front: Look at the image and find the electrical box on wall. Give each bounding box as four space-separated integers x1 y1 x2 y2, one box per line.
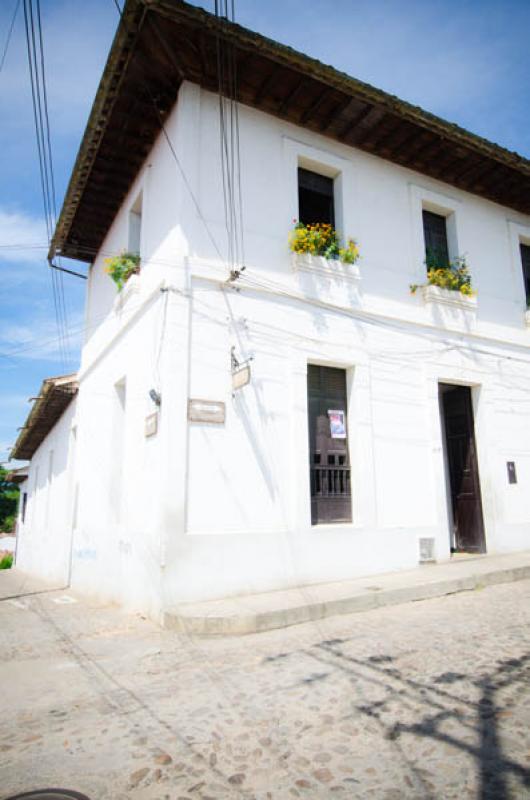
419 537 436 563
507 461 517 484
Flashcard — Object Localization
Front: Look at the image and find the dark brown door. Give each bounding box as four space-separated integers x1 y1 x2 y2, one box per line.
440 384 486 553
307 365 351 524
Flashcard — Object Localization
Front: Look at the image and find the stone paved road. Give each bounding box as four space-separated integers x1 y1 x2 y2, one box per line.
0 579 529 799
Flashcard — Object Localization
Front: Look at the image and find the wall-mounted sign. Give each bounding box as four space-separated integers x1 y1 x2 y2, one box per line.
328 409 346 439
232 365 251 391
145 412 158 437
507 461 517 484
188 398 226 424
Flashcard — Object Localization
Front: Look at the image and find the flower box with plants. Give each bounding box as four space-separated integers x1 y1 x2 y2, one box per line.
410 252 477 309
105 251 141 292
289 221 360 280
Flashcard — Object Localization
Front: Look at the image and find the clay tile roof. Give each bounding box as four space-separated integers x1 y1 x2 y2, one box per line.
51 0 530 263
5 467 29 484
10 374 78 461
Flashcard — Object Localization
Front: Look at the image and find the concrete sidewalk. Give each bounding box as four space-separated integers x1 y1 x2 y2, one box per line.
0 566 66 601
164 550 530 635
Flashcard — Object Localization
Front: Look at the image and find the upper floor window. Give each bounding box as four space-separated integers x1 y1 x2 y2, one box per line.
521 243 530 306
298 168 335 227
128 192 143 256
422 209 449 268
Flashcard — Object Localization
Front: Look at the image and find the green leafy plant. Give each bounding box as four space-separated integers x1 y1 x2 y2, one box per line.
410 253 475 298
2 515 15 533
0 467 18 532
0 553 13 570
289 222 360 265
105 251 140 291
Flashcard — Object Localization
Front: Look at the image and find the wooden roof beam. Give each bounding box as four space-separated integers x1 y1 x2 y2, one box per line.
254 67 283 104
319 96 359 133
348 106 387 146
277 77 307 115
299 88 330 125
337 103 373 140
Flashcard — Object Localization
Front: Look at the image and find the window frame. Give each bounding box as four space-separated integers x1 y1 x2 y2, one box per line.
298 166 336 228
409 183 461 287
507 219 530 313
520 242 530 306
422 209 450 268
282 136 356 254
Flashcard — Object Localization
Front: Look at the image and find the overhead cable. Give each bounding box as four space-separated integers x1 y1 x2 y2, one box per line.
0 0 21 76
22 0 70 369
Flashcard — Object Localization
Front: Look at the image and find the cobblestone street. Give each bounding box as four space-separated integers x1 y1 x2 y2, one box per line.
1 578 529 799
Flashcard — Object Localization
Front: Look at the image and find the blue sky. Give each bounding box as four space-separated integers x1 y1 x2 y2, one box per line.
1 0 530 463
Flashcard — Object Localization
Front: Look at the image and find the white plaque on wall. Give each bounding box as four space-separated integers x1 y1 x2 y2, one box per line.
232 365 251 391
145 412 158 437
188 399 226 424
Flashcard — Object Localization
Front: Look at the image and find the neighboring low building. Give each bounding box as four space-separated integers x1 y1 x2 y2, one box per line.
11 0 530 621
11 375 78 584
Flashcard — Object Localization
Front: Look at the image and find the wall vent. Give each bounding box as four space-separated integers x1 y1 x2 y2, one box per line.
419 537 436 563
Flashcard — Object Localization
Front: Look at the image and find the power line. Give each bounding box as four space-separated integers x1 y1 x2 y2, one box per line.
214 0 245 280
0 0 20 76
22 0 70 369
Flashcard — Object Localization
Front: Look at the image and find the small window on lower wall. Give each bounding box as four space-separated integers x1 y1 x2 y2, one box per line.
298 168 335 227
520 243 530 306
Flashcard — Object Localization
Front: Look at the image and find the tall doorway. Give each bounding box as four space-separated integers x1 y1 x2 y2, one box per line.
307 365 352 525
439 384 486 553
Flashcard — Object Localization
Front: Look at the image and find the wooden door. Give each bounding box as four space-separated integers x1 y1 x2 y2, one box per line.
307 366 352 524
440 384 486 553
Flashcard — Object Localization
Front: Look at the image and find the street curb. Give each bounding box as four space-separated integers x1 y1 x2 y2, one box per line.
163 563 530 636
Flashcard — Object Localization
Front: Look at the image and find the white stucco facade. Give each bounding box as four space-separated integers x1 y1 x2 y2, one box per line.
15 81 530 620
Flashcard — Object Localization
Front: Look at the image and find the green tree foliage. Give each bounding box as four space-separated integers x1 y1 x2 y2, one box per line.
0 467 19 532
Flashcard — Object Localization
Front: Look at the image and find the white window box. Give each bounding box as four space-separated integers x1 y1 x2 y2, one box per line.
291 253 361 283
420 284 477 310
113 272 140 312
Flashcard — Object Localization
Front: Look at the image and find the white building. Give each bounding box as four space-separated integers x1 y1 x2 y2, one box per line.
12 0 530 622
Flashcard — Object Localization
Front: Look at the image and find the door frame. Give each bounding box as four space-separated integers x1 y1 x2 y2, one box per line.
432 376 489 556
293 357 360 531
438 382 486 553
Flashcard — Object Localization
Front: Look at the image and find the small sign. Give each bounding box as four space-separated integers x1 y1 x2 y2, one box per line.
145 412 158 437
232 364 251 391
328 409 346 439
507 461 517 484
188 398 226 424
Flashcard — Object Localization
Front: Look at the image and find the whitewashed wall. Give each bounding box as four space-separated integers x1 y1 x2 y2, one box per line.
15 400 77 585
17 81 530 613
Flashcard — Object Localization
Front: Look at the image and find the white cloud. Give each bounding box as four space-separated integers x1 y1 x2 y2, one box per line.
0 311 83 364
0 209 48 264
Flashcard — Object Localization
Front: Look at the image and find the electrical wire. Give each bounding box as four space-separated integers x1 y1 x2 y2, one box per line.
215 0 246 279
0 0 21 75
22 0 70 369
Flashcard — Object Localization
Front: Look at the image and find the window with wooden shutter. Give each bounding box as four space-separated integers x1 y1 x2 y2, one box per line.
298 168 335 227
422 209 450 268
520 243 530 305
